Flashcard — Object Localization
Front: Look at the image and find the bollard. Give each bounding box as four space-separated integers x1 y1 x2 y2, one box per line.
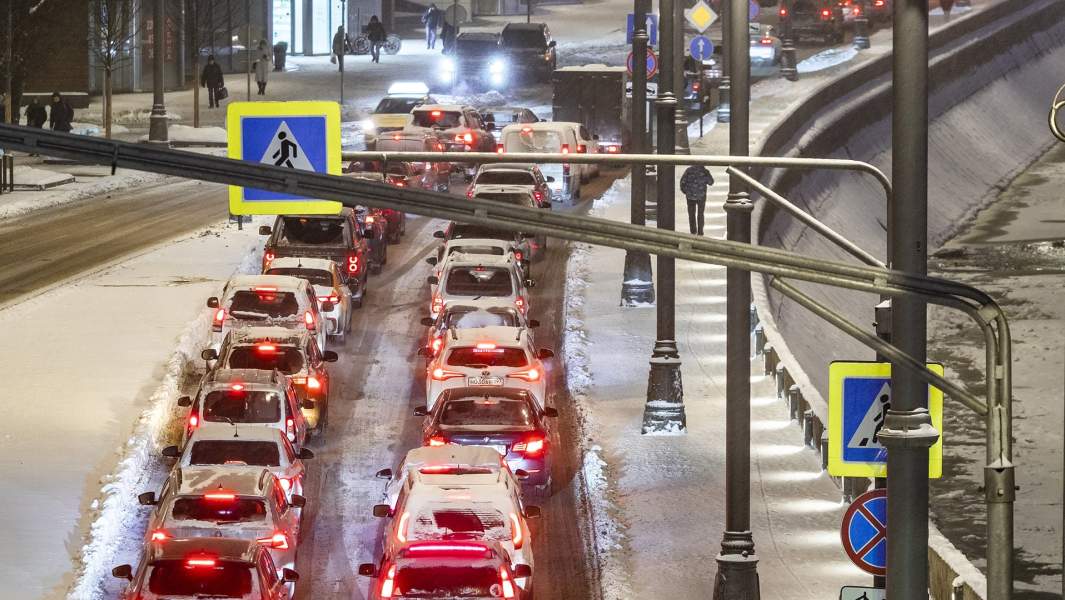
0 154 13 193
787 385 802 420
820 430 829 471
950 576 966 600
775 364 788 399
802 409 815 447
753 324 766 356
762 344 777 376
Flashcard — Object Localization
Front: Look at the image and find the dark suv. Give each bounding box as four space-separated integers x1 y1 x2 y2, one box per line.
788 0 846 44
260 208 372 308
449 32 509 90
500 23 556 83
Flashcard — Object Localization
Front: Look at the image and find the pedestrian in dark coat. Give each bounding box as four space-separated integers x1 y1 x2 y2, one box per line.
48 92 74 132
26 98 48 128
680 164 714 235
201 55 225 108
332 26 346 72
367 16 387 63
422 4 443 49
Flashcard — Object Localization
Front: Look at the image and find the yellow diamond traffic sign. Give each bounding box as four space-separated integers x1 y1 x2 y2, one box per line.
685 0 718 33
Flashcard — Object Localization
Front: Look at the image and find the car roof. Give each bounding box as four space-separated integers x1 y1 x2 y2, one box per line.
403 445 507 469
227 326 309 346
479 162 538 171
503 22 546 31
267 256 337 272
174 466 272 497
203 368 284 387
189 423 285 445
414 104 468 112
226 274 308 293
148 537 259 563
449 325 527 345
444 253 515 267
445 238 514 249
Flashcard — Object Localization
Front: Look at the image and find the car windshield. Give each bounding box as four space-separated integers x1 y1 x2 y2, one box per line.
189 440 281 467
447 245 506 258
447 346 528 368
265 267 333 287
457 38 500 53
444 267 514 297
445 309 519 329
440 397 534 427
474 192 535 207
504 130 563 153
279 216 347 245
147 560 253 596
413 505 508 541
501 28 546 48
203 389 282 424
393 564 499 598
476 171 536 186
171 497 268 524
225 345 306 374
227 290 300 320
412 110 463 129
375 97 421 114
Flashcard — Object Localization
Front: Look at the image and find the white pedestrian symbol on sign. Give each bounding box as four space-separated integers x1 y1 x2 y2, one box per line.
848 383 891 449
259 121 314 171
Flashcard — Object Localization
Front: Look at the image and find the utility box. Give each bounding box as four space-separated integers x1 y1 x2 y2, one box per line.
552 65 631 151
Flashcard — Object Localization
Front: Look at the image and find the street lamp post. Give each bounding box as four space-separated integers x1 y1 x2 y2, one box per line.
779 0 798 81
341 0 347 106
621 0 655 306
642 0 685 435
148 0 169 142
246 0 252 101
716 0 731 123
713 0 759 596
673 0 690 155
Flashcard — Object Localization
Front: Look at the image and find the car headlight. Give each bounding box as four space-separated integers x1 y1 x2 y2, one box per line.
362 119 376 134
489 58 507 75
441 58 455 73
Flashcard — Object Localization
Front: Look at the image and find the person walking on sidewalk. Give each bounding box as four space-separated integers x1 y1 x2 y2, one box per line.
254 41 272 95
48 92 74 133
422 4 443 49
26 98 47 128
680 164 714 235
201 55 225 108
332 26 346 72
367 16 387 63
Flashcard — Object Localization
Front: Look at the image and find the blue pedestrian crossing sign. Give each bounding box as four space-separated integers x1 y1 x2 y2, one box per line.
227 101 342 215
828 361 944 478
690 36 714 60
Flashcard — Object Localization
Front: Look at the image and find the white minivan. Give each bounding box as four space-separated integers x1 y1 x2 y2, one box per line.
498 122 598 203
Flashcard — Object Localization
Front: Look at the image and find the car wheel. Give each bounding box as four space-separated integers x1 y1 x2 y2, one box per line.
345 308 353 333
353 293 364 309
371 262 383 275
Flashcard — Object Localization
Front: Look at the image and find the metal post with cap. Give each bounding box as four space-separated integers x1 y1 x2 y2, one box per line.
148 0 169 142
779 0 799 81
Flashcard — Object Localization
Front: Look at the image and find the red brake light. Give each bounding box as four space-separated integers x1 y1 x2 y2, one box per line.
463 132 474 144
263 251 275 268
779 6 788 16
514 296 526 311
365 215 375 224
256 344 276 353
760 38 773 45
381 565 396 598
318 294 339 303
431 110 442 117
212 308 225 331
874 0 884 5
821 8 832 17
476 342 496 350
514 250 524 261
431 295 443 315
521 126 533 133
286 418 295 441
304 311 314 328
577 144 587 154
231 383 244 391
431 336 443 354
514 433 546 457
396 511 410 543
508 368 540 382
186 558 217 568
188 412 199 429
428 434 447 446
253 286 276 292
257 532 290 549
307 376 322 390
607 144 620 153
561 144 570 155
431 367 465 381
392 133 401 141
496 143 505 154
852 5 861 15
150 529 170 542
501 566 516 598
204 492 236 501
509 512 523 548
419 465 455 474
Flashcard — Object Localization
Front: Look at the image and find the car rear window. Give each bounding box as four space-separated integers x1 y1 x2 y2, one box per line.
227 290 300 320
474 192 535 207
444 267 514 297
413 505 508 541
476 171 536 186
225 345 306 375
447 245 506 258
447 346 528 368
501 28 546 48
171 497 268 523
445 309 519 329
203 389 282 424
375 97 421 114
449 224 514 241
504 130 563 153
279 216 347 245
440 398 534 427
393 564 499 598
265 267 333 287
189 440 281 467
412 110 463 129
147 560 253 596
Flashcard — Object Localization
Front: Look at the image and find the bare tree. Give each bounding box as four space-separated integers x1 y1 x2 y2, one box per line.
1 0 69 123
89 0 139 138
188 0 234 127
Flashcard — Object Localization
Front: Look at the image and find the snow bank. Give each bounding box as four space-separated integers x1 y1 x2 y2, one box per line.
0 168 170 221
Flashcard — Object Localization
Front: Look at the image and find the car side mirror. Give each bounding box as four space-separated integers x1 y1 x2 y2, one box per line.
524 505 542 519
281 568 300 583
138 491 157 506
358 563 378 577
433 230 445 239
524 278 536 288
177 396 193 407
298 448 315 460
161 445 180 459
201 348 218 361
321 301 335 312
537 348 554 359
301 399 317 410
206 297 219 309
528 319 540 328
425 256 438 266
258 225 272 236
545 176 555 182
323 350 339 362
111 564 133 581
427 275 439 286
376 468 393 480
548 40 557 48
513 469 530 480
513 564 533 579
413 405 428 416
372 504 392 518
543 407 559 418
420 317 435 326
289 494 307 509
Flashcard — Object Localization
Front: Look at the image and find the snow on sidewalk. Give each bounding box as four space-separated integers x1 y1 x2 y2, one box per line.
0 218 264 599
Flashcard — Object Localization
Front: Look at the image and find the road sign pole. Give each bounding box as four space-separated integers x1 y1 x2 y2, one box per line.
622 0 656 306
779 0 798 81
673 0 690 155
872 299 891 590
717 0 731 123
714 0 759 593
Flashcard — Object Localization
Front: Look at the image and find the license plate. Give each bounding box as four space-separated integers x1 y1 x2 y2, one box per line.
490 445 508 455
467 376 503 386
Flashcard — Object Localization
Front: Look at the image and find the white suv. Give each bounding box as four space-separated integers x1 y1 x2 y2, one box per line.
428 253 533 319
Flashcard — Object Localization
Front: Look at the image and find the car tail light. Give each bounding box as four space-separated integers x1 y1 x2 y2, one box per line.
532 190 543 202
186 557 217 568
606 144 620 153
187 411 200 431
779 6 788 16
874 0 884 5
760 37 774 45
279 477 292 492
428 434 448 446
514 296 526 312
577 144 587 154
513 250 524 262
318 294 339 303
286 418 295 442
254 286 277 292
257 344 276 353
508 368 540 382
466 188 475 199
292 376 307 385
396 511 410 542
347 252 360 275
821 8 832 18
307 376 322 391
204 492 236 501
509 512 523 548
513 433 546 457
500 566 516 599
212 308 225 332
431 336 443 355
496 143 505 154
431 295 443 315
561 144 570 155
392 132 402 141
150 529 171 542
381 565 396 598
257 532 290 549
263 251 275 269
431 367 465 381
455 132 474 144
365 215 376 225
304 311 315 329
231 383 244 391
853 5 862 15
476 342 497 350
693 81 701 91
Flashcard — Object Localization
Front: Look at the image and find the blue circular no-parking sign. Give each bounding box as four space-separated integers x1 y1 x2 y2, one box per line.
841 488 888 576
626 48 659 78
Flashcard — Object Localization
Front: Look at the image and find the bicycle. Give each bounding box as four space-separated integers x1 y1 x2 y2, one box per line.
346 33 402 56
